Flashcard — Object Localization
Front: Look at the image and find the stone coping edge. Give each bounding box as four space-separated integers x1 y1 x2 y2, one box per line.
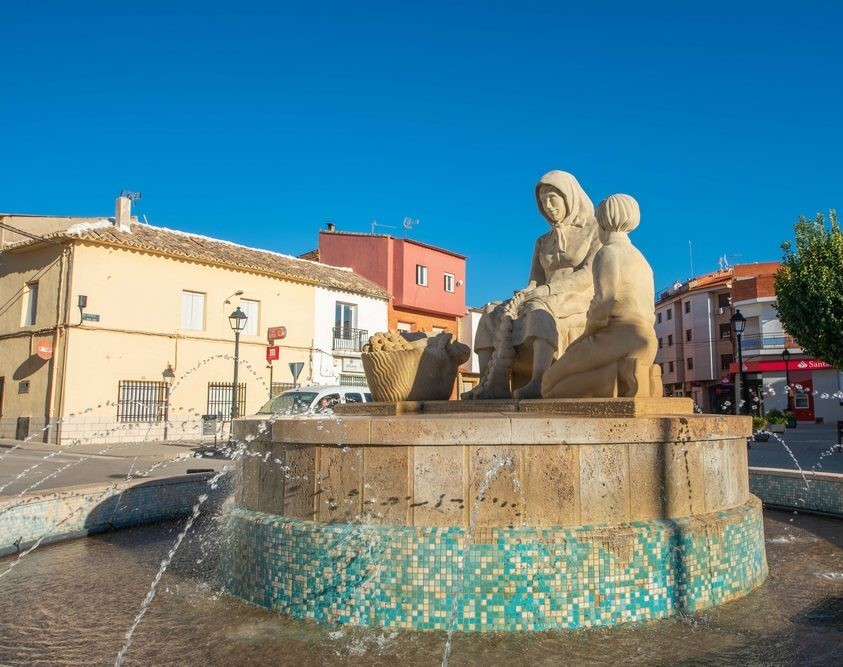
334 396 695 417
0 473 232 558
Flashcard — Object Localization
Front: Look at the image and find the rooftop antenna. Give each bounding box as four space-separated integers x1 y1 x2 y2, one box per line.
371 219 396 234
402 217 419 236
120 190 142 202
688 240 694 279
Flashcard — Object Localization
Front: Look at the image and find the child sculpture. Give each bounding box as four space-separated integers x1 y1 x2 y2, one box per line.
541 193 661 399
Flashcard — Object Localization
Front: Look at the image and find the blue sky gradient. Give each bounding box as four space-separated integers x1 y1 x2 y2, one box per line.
3 1 841 306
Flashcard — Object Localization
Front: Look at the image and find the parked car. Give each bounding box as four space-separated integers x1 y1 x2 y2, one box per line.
257 385 372 416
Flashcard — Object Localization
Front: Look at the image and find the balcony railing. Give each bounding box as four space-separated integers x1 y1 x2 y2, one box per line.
332 326 369 352
740 333 800 351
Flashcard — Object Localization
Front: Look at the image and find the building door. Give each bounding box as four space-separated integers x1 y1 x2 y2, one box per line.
793 378 815 422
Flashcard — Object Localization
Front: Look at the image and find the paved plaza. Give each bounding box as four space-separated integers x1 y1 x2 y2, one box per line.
748 421 843 474
0 438 228 498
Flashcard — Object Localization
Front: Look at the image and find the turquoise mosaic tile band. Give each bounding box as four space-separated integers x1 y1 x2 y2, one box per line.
750 470 843 516
220 497 767 631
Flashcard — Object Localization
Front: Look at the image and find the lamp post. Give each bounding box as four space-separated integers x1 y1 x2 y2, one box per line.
162 364 175 441
782 348 792 412
228 307 248 420
731 310 747 415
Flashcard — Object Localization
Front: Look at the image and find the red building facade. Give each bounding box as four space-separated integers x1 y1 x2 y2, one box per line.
316 230 467 335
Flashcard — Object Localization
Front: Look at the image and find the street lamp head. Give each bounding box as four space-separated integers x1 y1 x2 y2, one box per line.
229 306 248 333
782 348 791 362
730 309 746 335
162 364 176 385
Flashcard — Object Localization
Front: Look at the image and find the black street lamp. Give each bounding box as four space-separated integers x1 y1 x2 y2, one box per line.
731 310 747 415
228 307 248 419
782 348 792 412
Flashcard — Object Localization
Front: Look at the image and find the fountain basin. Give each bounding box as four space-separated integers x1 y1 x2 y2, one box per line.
223 399 767 631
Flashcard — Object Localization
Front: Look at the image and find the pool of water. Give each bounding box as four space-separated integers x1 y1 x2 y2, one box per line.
0 509 841 666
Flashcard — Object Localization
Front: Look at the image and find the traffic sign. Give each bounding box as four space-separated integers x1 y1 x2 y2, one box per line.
266 345 280 362
36 340 53 360
267 326 287 341
289 361 304 384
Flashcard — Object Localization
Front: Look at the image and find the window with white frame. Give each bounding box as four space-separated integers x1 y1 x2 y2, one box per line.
240 299 259 336
443 273 455 293
416 265 428 286
22 282 38 326
335 302 357 334
181 291 205 330
396 321 412 332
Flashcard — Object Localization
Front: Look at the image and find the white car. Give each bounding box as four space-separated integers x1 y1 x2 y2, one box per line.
257 385 373 416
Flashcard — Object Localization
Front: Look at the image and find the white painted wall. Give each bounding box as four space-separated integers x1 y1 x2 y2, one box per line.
312 287 388 385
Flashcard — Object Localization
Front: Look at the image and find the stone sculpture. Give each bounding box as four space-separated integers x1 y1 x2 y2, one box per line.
541 194 662 399
362 331 470 402
464 170 601 399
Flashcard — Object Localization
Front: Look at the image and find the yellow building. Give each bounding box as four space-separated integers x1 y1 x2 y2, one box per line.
0 198 389 444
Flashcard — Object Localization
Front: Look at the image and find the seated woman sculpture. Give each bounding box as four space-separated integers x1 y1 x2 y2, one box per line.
465 170 601 399
540 193 659 399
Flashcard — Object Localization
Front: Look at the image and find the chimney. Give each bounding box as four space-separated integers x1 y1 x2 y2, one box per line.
325 222 336 232
115 196 132 232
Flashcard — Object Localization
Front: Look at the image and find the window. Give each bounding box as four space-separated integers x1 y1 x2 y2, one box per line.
334 302 365 351
668 361 675 373
684 301 691 314
240 299 259 336
431 326 446 335
687 357 694 370
721 354 732 371
22 282 38 326
686 329 692 342
336 302 356 332
345 392 363 404
717 293 731 308
657 312 662 324
667 308 672 321
416 265 428 286
396 321 412 332
181 291 205 330
658 337 663 349
719 323 732 339
117 380 166 422
444 273 455 293
668 334 673 346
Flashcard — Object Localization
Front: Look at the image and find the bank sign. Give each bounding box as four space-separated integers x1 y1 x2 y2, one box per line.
728 358 834 374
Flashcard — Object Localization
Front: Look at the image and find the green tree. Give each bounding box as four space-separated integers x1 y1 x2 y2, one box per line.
775 210 843 368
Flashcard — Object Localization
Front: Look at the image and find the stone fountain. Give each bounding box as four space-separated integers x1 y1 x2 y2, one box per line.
221 182 767 631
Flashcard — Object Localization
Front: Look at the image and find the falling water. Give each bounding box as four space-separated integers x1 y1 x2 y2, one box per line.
441 455 514 667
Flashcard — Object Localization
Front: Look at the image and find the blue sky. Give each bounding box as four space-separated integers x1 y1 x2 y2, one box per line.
3 1 841 307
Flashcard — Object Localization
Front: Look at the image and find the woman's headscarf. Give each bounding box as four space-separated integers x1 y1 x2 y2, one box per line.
535 170 595 229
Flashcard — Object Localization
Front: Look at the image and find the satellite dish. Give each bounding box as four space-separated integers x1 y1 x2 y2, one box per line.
403 217 419 231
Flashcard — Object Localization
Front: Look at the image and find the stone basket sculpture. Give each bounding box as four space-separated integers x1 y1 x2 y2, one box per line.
362 331 471 402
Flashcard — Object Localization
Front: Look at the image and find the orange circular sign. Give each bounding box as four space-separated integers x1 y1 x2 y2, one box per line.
36 340 53 360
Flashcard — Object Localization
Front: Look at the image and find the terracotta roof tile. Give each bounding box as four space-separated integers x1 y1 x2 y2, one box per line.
4 221 391 300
